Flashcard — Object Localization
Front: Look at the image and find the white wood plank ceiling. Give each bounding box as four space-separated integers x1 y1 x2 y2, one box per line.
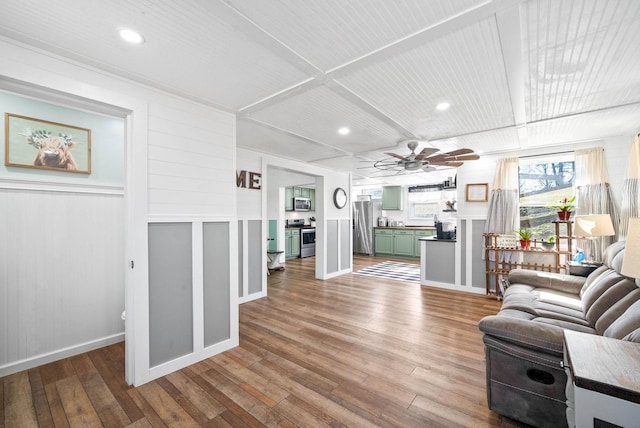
1 0 639 185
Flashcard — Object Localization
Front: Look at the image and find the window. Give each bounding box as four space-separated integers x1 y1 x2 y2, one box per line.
362 188 382 200
408 184 449 219
519 153 575 238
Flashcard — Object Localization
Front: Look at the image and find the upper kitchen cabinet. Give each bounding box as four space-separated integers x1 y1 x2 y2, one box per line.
382 186 403 210
309 188 315 211
285 186 315 211
285 187 294 211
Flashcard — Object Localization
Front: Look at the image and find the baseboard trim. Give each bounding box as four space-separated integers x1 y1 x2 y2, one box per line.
0 332 125 378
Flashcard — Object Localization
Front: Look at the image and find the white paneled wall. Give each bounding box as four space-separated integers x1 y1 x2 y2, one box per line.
0 38 239 384
147 104 235 218
0 188 125 375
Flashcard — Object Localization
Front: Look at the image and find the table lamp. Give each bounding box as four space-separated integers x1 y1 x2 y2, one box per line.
622 218 640 278
573 214 615 262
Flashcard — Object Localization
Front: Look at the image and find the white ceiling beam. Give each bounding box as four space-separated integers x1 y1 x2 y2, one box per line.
214 0 324 77
238 0 520 116
239 117 355 158
495 3 528 148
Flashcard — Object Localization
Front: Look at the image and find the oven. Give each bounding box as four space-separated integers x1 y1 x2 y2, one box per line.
300 227 316 258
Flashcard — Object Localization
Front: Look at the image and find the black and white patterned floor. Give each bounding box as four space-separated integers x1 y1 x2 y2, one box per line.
354 261 421 282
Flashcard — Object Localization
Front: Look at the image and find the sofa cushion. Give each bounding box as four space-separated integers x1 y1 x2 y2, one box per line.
533 318 596 334
508 269 585 294
532 289 583 311
594 288 640 334
586 279 640 333
604 300 640 342
533 304 590 327
580 270 624 308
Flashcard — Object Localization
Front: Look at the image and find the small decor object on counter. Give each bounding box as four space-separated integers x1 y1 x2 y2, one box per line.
514 229 534 249
309 216 316 227
549 196 575 220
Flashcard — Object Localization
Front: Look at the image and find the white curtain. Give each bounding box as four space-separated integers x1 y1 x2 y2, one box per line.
484 157 519 234
575 147 619 260
620 135 640 239
484 158 519 264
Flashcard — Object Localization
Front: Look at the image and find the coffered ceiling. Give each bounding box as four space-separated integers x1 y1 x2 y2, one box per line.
1 0 639 185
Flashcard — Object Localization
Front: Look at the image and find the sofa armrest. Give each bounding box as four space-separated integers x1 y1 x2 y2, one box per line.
478 314 566 355
508 269 586 295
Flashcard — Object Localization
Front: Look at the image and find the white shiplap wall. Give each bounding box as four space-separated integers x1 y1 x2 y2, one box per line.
0 189 125 374
148 103 235 218
0 39 238 383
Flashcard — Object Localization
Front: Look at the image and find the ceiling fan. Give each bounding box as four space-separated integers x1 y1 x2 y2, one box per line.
373 140 480 173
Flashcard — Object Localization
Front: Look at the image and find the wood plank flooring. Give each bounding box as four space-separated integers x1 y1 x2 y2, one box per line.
2 255 524 427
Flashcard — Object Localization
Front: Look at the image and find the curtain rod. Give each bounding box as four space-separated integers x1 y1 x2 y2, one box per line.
518 150 574 159
518 147 606 159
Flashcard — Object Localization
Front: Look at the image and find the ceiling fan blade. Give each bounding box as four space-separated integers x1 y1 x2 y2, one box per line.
449 154 480 161
430 161 464 167
384 152 410 161
415 147 440 160
422 154 448 163
444 148 474 157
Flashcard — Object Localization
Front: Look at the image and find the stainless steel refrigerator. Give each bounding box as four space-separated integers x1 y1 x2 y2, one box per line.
353 200 380 255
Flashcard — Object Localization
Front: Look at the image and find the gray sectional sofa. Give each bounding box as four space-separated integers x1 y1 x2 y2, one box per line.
478 241 640 427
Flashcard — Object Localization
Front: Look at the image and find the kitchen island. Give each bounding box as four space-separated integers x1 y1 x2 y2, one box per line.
419 236 456 286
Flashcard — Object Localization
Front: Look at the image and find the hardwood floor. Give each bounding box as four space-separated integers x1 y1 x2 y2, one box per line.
2 255 523 427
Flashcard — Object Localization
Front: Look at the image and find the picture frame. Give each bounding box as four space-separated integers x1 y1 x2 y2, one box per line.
466 183 488 202
496 234 518 248
4 113 91 174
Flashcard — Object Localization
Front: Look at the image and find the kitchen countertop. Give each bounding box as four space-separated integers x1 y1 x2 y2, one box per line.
374 226 436 230
419 236 456 242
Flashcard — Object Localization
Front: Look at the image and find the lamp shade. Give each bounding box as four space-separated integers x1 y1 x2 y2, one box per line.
573 214 615 237
622 218 640 278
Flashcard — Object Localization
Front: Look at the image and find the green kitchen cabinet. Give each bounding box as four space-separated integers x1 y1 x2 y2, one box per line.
374 229 394 255
290 229 300 258
381 186 403 210
374 228 436 258
285 229 300 259
285 186 315 211
285 187 294 211
393 229 415 257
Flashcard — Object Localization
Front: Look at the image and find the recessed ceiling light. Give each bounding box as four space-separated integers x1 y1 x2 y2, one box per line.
436 102 450 111
338 127 350 135
118 28 145 44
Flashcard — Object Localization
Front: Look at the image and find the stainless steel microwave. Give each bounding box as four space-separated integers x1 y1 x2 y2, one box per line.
293 197 311 211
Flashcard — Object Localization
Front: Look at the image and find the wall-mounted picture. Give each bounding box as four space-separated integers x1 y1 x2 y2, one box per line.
466 183 488 202
4 113 91 174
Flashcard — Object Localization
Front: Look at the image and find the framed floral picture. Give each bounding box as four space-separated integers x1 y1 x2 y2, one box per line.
4 113 91 174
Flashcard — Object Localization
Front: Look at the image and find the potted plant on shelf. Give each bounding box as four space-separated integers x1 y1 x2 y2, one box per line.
542 235 556 249
514 229 534 249
549 196 575 220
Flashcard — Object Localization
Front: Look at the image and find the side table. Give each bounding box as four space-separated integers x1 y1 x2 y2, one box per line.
567 261 600 277
564 330 640 427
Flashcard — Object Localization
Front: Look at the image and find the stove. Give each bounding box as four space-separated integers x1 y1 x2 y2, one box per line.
286 219 315 257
